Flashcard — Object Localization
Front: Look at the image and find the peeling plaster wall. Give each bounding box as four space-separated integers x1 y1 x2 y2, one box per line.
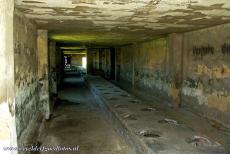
115 23 230 127
182 23 230 127
14 11 40 143
14 0 230 46
0 0 17 152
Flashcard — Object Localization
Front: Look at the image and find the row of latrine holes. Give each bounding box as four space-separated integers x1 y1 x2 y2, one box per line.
140 120 215 147
96 85 215 147
96 84 214 147
140 130 213 147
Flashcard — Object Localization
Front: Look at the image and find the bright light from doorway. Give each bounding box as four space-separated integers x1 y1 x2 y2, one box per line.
82 57 87 69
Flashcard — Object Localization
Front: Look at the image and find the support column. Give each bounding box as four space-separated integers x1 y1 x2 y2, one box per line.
56 46 62 90
115 48 121 82
48 41 57 115
49 41 57 95
37 30 50 119
0 0 17 153
87 49 93 75
168 33 184 107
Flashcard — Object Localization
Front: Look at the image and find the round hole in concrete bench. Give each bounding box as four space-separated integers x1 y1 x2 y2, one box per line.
185 136 218 147
140 130 161 138
120 94 130 97
158 118 178 125
124 114 138 120
141 107 156 112
129 100 140 103
108 97 119 100
104 92 110 95
114 104 128 108
114 90 120 92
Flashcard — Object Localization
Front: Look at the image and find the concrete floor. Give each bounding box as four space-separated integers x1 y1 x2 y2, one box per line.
39 76 132 154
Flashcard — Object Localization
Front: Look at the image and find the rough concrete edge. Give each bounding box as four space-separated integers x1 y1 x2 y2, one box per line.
85 77 156 154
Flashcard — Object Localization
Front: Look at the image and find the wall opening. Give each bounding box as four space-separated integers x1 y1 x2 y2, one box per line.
82 57 87 69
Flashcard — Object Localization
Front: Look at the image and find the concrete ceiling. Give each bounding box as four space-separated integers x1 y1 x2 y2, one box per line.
15 0 230 46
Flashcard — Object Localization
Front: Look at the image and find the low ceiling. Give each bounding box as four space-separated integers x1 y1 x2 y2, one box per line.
15 0 230 47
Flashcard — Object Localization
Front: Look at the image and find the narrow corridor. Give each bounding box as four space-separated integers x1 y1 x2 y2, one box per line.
1 1 230 154
39 75 132 154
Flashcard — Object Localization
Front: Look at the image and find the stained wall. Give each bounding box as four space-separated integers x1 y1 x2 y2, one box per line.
114 23 230 127
182 23 230 126
14 10 40 143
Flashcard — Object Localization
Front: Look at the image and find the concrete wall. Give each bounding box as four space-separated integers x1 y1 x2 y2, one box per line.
116 38 177 103
71 54 85 66
49 41 57 95
116 45 134 85
87 48 113 79
182 23 230 127
56 47 62 89
114 23 230 127
87 48 101 75
0 0 17 152
101 49 111 79
14 10 41 146
94 49 100 70
87 49 93 74
37 30 50 120
48 41 58 118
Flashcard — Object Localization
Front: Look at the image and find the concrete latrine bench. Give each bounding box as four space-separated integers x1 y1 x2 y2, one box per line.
86 76 227 154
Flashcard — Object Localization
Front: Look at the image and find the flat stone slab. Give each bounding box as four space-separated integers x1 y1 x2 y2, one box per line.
86 76 227 154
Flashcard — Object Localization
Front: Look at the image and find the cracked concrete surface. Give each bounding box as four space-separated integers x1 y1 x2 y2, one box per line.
15 0 230 46
38 76 132 154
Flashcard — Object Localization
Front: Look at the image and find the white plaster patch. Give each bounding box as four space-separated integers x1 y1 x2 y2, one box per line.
182 87 208 105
